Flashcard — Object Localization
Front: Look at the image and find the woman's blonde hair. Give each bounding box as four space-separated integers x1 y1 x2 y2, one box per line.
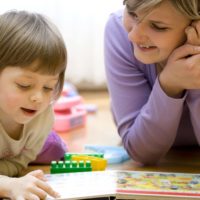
0 10 67 99
123 0 200 20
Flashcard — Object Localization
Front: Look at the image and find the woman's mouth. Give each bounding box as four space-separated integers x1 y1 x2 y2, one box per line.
137 44 157 52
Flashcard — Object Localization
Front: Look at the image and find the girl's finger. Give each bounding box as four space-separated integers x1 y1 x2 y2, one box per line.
16 196 25 200
28 170 46 181
36 179 60 198
25 193 40 200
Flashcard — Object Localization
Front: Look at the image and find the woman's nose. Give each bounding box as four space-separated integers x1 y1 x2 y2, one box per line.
128 22 148 43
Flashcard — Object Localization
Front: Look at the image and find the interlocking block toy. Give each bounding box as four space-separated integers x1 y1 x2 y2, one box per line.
70 155 107 171
64 152 104 161
50 160 92 174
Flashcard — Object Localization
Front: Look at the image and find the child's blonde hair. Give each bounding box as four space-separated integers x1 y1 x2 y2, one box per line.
123 0 200 20
0 10 67 99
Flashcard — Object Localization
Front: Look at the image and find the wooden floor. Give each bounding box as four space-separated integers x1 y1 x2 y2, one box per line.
57 90 122 152
24 90 200 175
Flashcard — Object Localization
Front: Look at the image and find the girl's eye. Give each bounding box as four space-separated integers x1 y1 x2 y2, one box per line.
151 23 168 31
17 84 31 89
44 87 53 92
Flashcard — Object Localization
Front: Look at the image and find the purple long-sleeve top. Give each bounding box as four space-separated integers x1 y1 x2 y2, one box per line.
104 10 200 165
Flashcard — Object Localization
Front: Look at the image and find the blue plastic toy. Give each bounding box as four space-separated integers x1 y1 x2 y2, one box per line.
84 145 130 164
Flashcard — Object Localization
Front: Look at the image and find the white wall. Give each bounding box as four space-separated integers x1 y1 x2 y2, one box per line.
0 0 124 89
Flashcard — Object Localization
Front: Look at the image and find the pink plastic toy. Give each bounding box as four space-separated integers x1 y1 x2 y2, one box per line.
53 95 87 132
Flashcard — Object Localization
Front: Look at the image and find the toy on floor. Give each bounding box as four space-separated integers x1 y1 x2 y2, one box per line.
50 160 92 174
53 82 87 132
65 153 107 171
76 103 98 114
64 152 104 159
50 152 107 174
85 145 130 164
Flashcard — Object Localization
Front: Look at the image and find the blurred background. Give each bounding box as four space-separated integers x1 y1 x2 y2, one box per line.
0 0 124 90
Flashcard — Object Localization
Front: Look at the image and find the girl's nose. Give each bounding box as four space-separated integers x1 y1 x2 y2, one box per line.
30 91 43 103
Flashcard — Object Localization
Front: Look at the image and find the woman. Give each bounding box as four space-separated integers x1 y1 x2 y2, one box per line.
104 0 200 165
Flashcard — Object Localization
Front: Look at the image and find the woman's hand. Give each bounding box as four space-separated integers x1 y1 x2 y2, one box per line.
159 44 200 97
3 170 60 200
158 20 200 98
186 20 200 45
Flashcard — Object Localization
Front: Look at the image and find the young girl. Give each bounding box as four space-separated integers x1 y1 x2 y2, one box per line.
104 0 200 165
0 10 67 199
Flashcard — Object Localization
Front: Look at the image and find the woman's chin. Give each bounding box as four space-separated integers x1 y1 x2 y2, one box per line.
135 54 165 65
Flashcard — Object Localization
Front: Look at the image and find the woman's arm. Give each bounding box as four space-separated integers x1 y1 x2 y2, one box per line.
185 20 200 144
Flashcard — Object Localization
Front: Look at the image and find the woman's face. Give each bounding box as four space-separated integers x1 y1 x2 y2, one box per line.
123 0 191 64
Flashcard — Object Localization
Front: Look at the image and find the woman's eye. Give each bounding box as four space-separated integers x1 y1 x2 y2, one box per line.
128 11 138 19
151 23 168 31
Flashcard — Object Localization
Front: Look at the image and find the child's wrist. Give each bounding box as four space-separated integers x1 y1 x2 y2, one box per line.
0 176 13 198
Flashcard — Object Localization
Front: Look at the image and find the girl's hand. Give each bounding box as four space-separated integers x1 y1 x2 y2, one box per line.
8 170 60 200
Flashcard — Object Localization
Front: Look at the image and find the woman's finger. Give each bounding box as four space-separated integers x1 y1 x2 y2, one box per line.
185 26 199 45
169 44 200 61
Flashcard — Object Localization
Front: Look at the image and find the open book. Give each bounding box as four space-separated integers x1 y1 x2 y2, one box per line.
46 170 200 200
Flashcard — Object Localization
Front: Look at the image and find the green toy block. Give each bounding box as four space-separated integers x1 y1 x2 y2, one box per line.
50 160 92 174
64 152 104 161
71 155 107 171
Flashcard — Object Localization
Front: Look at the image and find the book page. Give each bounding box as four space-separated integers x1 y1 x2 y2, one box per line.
46 171 117 200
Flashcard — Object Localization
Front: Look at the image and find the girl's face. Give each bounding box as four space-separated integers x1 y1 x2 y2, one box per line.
123 0 191 64
0 63 58 125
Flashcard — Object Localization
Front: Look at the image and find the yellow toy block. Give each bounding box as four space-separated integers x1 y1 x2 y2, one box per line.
71 155 107 171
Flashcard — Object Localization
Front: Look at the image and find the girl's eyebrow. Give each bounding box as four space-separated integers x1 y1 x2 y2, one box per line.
19 74 59 82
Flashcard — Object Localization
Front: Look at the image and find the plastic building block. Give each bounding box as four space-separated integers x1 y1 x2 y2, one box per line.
64 152 104 160
85 145 130 164
70 155 107 171
64 153 107 171
50 160 92 174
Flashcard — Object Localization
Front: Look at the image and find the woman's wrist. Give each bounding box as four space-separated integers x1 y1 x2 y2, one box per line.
158 73 185 98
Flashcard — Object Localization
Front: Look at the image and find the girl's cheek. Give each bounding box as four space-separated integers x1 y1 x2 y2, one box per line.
5 93 23 106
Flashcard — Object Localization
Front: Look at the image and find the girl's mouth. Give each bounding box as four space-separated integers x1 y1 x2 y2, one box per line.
21 107 37 116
